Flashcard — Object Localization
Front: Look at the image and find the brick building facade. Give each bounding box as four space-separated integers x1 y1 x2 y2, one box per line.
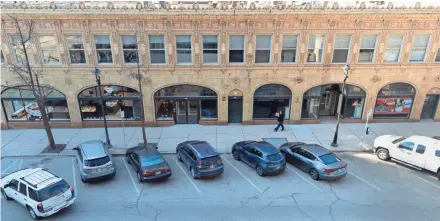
1 1 440 129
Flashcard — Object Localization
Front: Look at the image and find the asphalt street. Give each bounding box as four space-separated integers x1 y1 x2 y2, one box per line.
1 153 440 221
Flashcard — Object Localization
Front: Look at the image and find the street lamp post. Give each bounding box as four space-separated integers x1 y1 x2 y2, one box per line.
133 72 148 147
331 64 350 147
93 68 111 146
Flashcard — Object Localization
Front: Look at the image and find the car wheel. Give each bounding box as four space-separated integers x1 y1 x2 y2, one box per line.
27 206 39 220
190 167 197 179
256 166 264 177
137 172 143 183
1 189 11 200
232 151 240 161
309 168 319 180
437 170 440 181
376 148 390 161
126 156 131 164
81 176 87 183
177 151 183 162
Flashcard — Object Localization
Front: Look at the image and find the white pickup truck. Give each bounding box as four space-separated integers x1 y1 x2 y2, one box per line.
373 135 440 181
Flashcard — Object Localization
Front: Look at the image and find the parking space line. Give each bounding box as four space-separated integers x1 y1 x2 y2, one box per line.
1 158 20 174
348 172 382 191
402 168 440 190
286 166 323 193
123 158 141 195
172 157 202 194
18 158 23 170
222 157 263 193
71 158 78 196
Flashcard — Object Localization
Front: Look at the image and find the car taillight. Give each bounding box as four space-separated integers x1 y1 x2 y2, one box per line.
197 160 202 168
160 168 171 172
37 203 44 211
107 162 113 167
143 171 155 176
343 164 347 169
324 168 336 174
84 168 92 173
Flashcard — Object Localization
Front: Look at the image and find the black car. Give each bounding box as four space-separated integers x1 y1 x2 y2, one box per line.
176 140 224 179
126 145 171 182
232 141 286 176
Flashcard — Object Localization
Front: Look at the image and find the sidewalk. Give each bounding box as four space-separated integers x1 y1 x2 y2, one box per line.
1 122 439 157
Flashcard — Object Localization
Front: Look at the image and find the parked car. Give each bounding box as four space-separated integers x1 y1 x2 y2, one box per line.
1 168 76 220
232 141 286 176
73 141 116 182
126 145 171 182
374 135 440 180
176 140 223 179
279 142 347 180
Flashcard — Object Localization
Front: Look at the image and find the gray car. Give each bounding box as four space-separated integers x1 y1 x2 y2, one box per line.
280 142 347 180
73 141 116 182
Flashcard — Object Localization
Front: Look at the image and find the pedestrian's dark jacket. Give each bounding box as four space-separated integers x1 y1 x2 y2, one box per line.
277 113 284 122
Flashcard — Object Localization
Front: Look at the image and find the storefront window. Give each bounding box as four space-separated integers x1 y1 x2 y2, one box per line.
1 86 70 121
374 83 415 119
154 85 218 123
253 84 292 119
78 85 141 121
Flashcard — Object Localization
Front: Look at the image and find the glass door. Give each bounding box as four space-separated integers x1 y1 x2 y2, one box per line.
421 95 439 119
176 101 187 124
187 101 199 124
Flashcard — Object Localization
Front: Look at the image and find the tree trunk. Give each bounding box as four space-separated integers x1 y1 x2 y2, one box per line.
36 98 56 148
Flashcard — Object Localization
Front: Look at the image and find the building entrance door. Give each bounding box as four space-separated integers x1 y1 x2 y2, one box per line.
421 95 439 119
228 98 243 123
176 100 199 124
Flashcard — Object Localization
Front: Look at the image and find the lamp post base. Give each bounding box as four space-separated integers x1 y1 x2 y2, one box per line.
330 142 338 147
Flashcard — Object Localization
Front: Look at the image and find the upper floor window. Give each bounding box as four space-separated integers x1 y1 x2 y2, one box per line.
255 35 271 64
121 35 138 64
39 36 60 65
176 35 192 64
67 36 86 64
307 35 325 63
384 35 403 63
10 35 34 64
358 35 377 63
203 35 218 64
410 34 430 62
149 35 166 64
332 35 351 63
281 35 298 63
95 35 112 64
435 48 440 63
229 35 244 64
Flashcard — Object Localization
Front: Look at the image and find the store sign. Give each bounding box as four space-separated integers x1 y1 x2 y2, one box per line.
374 97 412 114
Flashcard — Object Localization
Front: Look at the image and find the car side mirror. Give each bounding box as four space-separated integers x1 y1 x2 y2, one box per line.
72 147 78 151
3 183 9 188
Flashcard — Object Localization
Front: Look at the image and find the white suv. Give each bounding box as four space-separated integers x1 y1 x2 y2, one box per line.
374 135 440 181
1 168 76 220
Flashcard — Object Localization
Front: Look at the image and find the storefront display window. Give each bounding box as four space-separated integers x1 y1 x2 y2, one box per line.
253 84 292 120
374 83 415 119
154 85 218 124
1 86 70 121
78 85 141 121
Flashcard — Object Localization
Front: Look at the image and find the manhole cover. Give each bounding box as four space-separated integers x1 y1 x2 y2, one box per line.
262 138 288 149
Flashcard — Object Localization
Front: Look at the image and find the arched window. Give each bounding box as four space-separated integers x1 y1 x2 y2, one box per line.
374 83 416 119
1 85 70 121
154 85 218 124
301 84 366 119
78 85 141 121
253 84 292 119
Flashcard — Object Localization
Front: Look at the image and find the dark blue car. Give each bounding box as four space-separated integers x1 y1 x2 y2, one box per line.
232 141 286 176
176 140 224 179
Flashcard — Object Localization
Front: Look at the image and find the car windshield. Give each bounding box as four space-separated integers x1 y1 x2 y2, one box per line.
266 153 283 161
84 156 110 167
37 180 70 202
392 137 406 144
141 154 164 166
319 153 340 165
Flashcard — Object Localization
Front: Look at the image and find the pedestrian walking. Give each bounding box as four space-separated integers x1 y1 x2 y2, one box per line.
274 110 285 132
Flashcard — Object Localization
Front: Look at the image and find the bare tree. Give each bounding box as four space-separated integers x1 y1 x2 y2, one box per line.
6 15 57 149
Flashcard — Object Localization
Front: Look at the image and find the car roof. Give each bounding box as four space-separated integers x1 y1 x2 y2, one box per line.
185 140 218 158
251 141 279 155
80 140 107 159
4 168 62 190
131 145 160 156
301 144 331 156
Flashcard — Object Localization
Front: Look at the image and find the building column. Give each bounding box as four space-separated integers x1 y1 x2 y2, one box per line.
65 92 82 127
410 92 424 121
291 95 302 122
363 93 377 122
242 95 253 124
218 94 228 125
